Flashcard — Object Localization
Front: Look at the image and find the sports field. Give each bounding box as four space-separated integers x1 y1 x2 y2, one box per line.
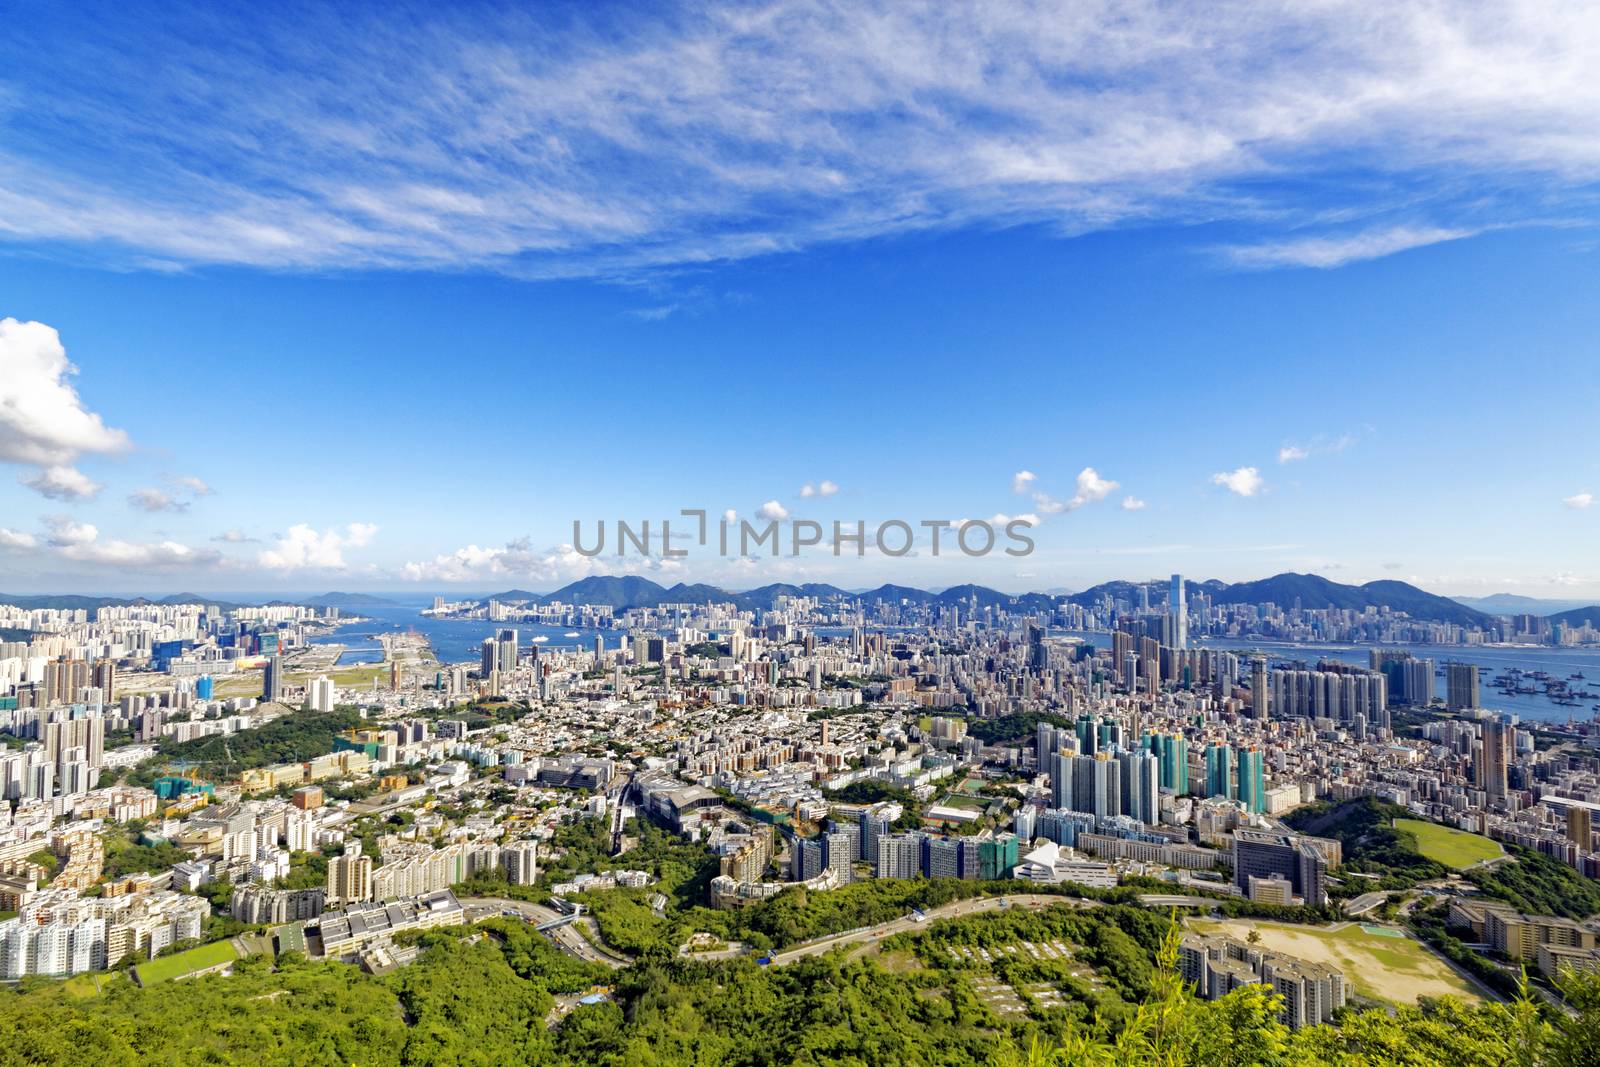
133 939 240 984
1189 919 1482 1004
1394 818 1503 868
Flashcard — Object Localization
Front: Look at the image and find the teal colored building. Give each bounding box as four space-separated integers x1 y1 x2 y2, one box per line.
1236 747 1265 813
1205 744 1234 800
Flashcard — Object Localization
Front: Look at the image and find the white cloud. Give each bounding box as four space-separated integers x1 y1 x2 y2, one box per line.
57 537 221 568
757 500 789 521
212 528 258 543
258 522 378 570
0 528 38 550
1068 467 1118 508
128 487 187 513
173 474 213 495
401 537 662 584
1564 492 1594 509
1021 467 1119 516
986 513 1039 528
0 319 129 495
1224 226 1478 270
43 515 98 546
3 5 1596 276
799 483 815 498
1121 496 1146 510
1277 433 1359 464
722 509 738 524
22 464 103 501
817 480 838 497
1212 466 1265 497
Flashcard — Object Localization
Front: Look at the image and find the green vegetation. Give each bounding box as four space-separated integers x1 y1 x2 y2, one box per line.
964 712 1074 745
101 825 187 880
275 850 329 891
1467 845 1600 919
8 905 1600 1065
1284 797 1449 894
1393 818 1503 869
123 707 364 783
131 939 239 984
1287 798 1600 918
823 778 924 828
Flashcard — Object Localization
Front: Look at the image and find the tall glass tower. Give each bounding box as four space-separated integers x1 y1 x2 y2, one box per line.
1170 573 1187 650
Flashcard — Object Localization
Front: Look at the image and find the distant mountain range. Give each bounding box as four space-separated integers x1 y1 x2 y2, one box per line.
5 576 1597 628
296 592 399 608
478 571 1577 627
0 592 244 611
0 590 395 612
1451 593 1600 615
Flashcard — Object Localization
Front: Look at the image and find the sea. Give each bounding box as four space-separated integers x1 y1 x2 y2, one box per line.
1056 629 1600 724
306 597 613 666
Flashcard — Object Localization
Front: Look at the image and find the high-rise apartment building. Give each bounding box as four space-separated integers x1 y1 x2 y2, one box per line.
262 654 283 702
1170 574 1187 650
1477 715 1512 798
1447 662 1480 711
327 843 374 906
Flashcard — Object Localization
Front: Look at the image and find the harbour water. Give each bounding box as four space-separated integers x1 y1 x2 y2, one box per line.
307 598 614 665
1058 629 1600 723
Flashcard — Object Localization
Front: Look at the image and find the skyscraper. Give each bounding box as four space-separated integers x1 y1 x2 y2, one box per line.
1170 573 1187 650
1119 748 1160 824
327 842 373 906
1447 663 1480 711
1205 744 1234 800
262 654 283 702
1026 621 1048 671
495 629 519 674
1249 657 1269 719
1567 805 1593 848
1477 715 1511 798
1236 747 1265 814
308 675 335 713
1148 731 1189 794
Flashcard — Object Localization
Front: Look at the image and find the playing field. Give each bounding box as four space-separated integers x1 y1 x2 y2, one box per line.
133 939 240 984
1189 919 1482 1004
1394 818 1503 868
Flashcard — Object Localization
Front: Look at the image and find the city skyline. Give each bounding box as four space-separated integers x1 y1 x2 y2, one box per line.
3 2 1600 595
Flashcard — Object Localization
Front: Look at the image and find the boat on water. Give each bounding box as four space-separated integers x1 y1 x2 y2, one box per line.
531 635 550 643
563 631 581 638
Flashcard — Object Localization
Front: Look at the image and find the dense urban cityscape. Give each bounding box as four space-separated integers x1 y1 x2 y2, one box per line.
3 573 1600 1060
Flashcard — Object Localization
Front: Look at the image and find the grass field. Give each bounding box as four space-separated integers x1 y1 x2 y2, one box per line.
1190 919 1482 1005
134 939 240 984
1394 818 1503 869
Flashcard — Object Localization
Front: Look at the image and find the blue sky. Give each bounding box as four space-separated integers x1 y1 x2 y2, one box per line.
1 1 1598 596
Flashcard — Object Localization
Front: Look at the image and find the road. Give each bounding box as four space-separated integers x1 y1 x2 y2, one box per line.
1343 891 1391 917
461 896 631 969
1137 894 1221 909
767 893 1092 966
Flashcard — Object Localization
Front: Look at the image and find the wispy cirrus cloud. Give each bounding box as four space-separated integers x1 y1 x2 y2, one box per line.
1278 432 1360 464
1223 226 1479 270
128 487 187 513
1 3 1597 277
